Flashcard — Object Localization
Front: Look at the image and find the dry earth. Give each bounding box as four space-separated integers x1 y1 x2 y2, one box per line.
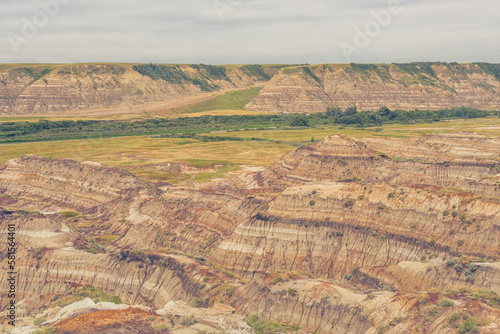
1 133 499 333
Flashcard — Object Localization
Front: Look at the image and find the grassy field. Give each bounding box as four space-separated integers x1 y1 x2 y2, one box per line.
156 86 262 115
198 118 500 142
0 109 266 123
0 136 294 184
1 118 498 184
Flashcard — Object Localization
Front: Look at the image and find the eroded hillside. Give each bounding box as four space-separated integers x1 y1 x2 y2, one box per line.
1 62 499 116
1 133 500 333
0 64 274 115
246 63 500 112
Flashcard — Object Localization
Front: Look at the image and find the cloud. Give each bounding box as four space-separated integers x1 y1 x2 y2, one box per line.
0 0 498 64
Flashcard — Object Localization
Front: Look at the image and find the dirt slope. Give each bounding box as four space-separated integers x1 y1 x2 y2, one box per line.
1 133 499 333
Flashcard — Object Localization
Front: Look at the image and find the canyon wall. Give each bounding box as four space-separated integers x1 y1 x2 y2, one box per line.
1 133 500 333
246 63 500 112
1 63 499 115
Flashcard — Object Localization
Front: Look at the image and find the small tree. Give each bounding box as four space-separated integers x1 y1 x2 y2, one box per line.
290 116 309 127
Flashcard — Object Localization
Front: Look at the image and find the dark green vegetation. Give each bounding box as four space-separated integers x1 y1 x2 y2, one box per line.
245 314 300 334
132 63 271 92
327 106 498 126
473 62 500 81
53 285 123 308
0 106 498 144
133 63 226 91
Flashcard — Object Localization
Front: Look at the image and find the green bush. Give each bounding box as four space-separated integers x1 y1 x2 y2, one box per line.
344 200 355 208
153 323 170 332
271 276 283 285
180 316 195 326
439 298 454 307
245 314 300 334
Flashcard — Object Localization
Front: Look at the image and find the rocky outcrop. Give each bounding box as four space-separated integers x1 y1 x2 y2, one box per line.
246 63 500 112
2 63 500 115
0 64 272 115
1 133 500 333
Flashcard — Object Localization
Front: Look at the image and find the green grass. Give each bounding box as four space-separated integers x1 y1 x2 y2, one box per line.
246 314 300 334
54 286 123 308
184 159 231 168
171 87 262 114
31 328 56 334
60 210 80 218
1 118 499 185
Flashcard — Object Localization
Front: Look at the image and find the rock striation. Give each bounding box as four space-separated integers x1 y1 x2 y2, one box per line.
1 133 500 333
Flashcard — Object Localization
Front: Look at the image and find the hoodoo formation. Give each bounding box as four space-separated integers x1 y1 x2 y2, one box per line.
1 133 499 333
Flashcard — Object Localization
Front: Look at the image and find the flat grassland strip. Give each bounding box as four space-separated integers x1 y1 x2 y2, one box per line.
1 118 499 183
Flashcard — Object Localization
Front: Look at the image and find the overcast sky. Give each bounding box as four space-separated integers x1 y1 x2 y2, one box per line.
0 0 498 64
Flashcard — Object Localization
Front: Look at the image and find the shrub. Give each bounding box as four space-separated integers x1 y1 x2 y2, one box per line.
446 258 457 266
245 314 300 334
439 298 454 307
458 239 465 247
468 264 478 272
345 273 353 280
423 305 440 320
344 200 355 208
388 192 395 198
454 264 463 273
224 284 235 297
290 116 309 127
153 323 170 332
288 288 298 297
417 294 430 304
458 318 479 334
443 210 450 216
180 316 195 326
309 200 316 206
452 210 458 217
271 276 283 285
34 316 47 326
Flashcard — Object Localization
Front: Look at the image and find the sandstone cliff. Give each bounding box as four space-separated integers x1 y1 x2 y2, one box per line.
246 63 500 112
1 133 500 333
0 64 273 115
1 63 499 115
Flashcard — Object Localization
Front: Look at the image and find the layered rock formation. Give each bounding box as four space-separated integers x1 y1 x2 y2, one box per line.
1 133 500 333
246 63 500 112
0 64 273 115
1 62 499 115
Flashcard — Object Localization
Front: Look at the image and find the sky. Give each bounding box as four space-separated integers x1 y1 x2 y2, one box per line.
0 0 498 64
